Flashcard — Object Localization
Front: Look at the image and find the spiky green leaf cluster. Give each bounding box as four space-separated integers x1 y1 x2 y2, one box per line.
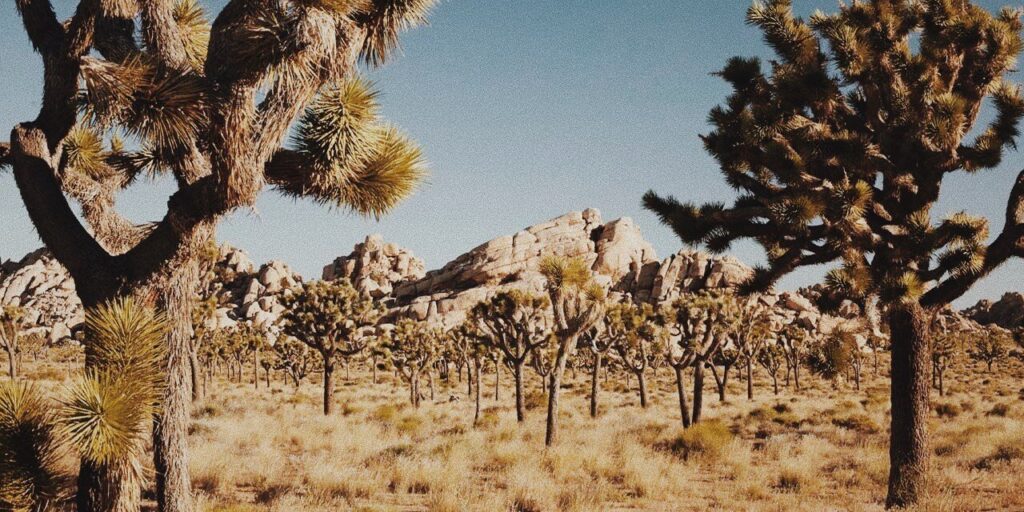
0 382 66 512
283 79 428 217
357 0 438 67
60 298 166 467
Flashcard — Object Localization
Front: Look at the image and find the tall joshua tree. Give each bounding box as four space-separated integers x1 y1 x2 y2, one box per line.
539 256 605 447
4 1 433 510
468 290 551 422
0 307 25 380
644 2 1024 505
281 280 382 415
582 323 614 418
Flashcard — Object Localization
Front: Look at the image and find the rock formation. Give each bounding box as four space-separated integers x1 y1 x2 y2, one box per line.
4 208 1011 345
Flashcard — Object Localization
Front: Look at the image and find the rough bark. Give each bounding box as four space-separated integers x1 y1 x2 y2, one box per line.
674 365 690 428
513 362 525 422
589 352 602 418
692 361 705 424
4 346 16 379
886 302 931 509
473 358 482 427
746 359 754 400
636 370 648 408
323 358 335 415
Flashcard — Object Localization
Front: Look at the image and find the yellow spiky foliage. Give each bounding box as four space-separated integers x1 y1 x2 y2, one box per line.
0 381 66 512
60 298 166 468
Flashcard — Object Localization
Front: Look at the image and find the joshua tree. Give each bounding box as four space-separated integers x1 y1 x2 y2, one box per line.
731 299 772 400
453 322 490 426
281 280 382 415
709 341 740 402
779 324 809 391
931 323 961 396
538 256 605 446
757 339 785 396
808 327 859 389
0 307 25 380
582 323 614 418
468 290 551 422
272 336 313 389
386 319 444 408
662 291 739 426
644 2 1024 506
607 302 660 409
0 298 166 511
969 325 1011 373
4 1 433 509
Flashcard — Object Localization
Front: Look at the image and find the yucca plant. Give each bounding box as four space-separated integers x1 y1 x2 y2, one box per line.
0 299 165 512
660 291 739 427
0 381 66 512
538 255 605 446
0 307 25 380
643 1 1024 505
281 280 383 414
5 1 434 509
468 290 552 423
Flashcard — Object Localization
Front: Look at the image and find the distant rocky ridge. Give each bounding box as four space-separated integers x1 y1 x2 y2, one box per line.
1 208 1011 343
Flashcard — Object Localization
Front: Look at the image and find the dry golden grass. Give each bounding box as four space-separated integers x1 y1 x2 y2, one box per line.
11 354 1024 511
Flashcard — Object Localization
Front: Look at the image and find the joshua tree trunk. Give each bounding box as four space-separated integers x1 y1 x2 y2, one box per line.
771 373 779 395
494 363 501 401
692 360 705 424
410 370 421 408
155 261 200 512
936 367 944 396
674 365 691 428
253 349 259 390
545 334 578 446
710 364 727 402
372 357 378 384
513 361 525 422
467 365 473 396
886 302 931 509
77 458 142 512
635 370 648 408
4 345 16 379
590 352 602 418
473 358 482 427
322 358 335 415
189 350 201 401
264 367 271 389
746 359 754 400
428 370 435 401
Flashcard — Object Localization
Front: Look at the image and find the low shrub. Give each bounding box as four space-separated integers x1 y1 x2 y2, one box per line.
831 413 880 434
934 402 960 418
662 420 733 461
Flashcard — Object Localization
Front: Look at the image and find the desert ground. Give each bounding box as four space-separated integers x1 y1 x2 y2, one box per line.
12 350 1024 512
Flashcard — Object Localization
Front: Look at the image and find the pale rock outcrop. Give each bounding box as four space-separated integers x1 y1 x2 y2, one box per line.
322 234 425 299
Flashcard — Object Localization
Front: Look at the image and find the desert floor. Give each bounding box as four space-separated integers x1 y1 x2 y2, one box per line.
15 356 1024 512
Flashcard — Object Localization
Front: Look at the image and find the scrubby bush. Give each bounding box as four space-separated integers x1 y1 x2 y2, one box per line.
662 420 733 461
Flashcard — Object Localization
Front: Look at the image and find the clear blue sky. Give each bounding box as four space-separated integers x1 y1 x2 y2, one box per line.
1 1 1022 308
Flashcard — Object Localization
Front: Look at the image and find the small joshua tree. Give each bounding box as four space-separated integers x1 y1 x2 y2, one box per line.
709 341 741 402
644 2 1024 505
931 323 961 396
779 324 809 392
0 307 25 380
386 319 444 408
273 336 314 389
662 290 739 426
468 290 551 422
281 280 383 415
731 299 772 400
607 302 661 409
757 339 785 396
539 256 605 446
581 323 614 418
0 298 166 511
807 327 859 389
969 326 1011 373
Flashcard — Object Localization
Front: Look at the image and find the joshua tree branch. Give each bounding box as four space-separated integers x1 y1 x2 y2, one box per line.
15 0 63 53
141 0 190 70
